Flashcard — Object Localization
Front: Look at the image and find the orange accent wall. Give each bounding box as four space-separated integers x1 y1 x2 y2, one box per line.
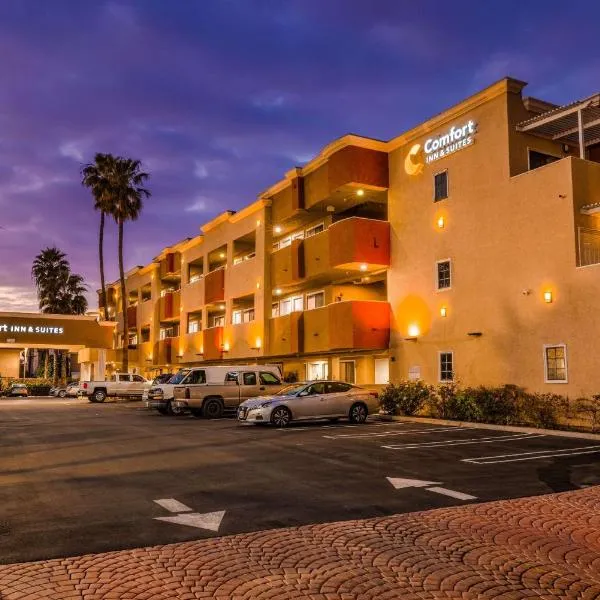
268 312 302 355
329 218 390 268
203 326 224 360
159 290 181 321
126 305 137 329
160 252 182 278
329 301 390 350
328 146 389 191
204 269 225 304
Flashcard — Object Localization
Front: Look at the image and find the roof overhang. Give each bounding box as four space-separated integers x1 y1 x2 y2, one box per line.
516 93 600 150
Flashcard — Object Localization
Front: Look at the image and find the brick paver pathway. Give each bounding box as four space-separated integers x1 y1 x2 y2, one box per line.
1 487 599 599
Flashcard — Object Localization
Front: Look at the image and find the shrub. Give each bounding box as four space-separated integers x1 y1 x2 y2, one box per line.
379 380 431 415
429 384 482 421
0 378 54 396
472 384 522 425
575 395 600 432
516 392 562 429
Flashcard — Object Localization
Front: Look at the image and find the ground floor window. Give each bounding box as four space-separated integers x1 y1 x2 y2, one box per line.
439 351 454 382
306 361 328 380
544 344 567 382
340 360 356 384
374 358 389 384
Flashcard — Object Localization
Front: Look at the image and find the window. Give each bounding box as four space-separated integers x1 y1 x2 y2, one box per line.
233 308 254 324
280 295 303 316
434 170 448 201
436 259 452 290
224 372 239 383
306 291 325 311
544 345 567 382
259 372 281 385
326 382 352 393
439 352 454 382
188 319 200 334
128 334 138 346
529 150 560 171
189 273 202 284
243 372 257 385
306 382 325 395
132 375 145 382
340 360 356 384
271 303 280 318
187 370 206 384
306 361 328 380
212 315 225 328
140 329 150 343
374 358 389 384
305 223 325 238
232 310 242 325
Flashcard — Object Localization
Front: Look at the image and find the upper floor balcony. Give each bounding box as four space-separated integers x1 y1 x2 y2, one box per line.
204 267 225 305
159 252 182 281
268 300 390 356
271 217 390 288
159 289 181 321
126 305 137 330
153 338 173 366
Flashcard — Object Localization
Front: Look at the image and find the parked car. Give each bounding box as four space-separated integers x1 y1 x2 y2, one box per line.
171 366 283 418
79 373 151 403
237 381 379 427
52 383 79 398
142 373 173 403
3 384 29 398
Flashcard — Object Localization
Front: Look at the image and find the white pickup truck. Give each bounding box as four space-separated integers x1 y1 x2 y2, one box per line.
79 373 151 403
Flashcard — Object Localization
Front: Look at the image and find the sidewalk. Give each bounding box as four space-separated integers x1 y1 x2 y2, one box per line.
0 487 599 599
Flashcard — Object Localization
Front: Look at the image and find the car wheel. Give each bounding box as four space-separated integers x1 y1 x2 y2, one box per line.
90 390 107 403
202 398 224 419
168 401 186 416
58 390 67 398
271 406 291 427
349 402 368 424
190 407 203 418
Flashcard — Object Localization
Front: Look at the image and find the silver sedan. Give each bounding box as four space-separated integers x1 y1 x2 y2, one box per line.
237 381 380 427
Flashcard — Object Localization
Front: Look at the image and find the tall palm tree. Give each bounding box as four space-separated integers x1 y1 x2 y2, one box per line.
82 153 117 320
107 157 150 373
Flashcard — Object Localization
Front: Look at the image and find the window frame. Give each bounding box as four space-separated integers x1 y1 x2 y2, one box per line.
211 314 225 328
259 371 281 386
305 290 325 311
438 351 454 382
433 169 449 202
543 344 568 383
527 147 562 172
187 318 200 334
305 222 325 238
436 258 452 291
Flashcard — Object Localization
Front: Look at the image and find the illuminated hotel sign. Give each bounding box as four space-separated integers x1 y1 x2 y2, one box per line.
424 120 477 164
0 323 64 335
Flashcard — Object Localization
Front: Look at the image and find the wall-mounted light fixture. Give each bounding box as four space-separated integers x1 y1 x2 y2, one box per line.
544 291 553 303
274 225 282 234
221 342 230 352
256 219 261 227
359 263 368 272
440 306 447 317
467 331 483 337
251 337 262 350
219 252 226 259
437 216 445 229
407 324 420 338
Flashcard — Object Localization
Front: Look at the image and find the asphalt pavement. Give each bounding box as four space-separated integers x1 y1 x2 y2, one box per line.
1 397 599 564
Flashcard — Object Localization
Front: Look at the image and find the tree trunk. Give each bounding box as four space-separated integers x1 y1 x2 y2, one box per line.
99 211 108 320
43 350 48 379
52 350 59 386
118 219 129 373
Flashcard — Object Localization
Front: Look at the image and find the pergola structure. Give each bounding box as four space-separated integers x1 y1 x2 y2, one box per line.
517 93 600 159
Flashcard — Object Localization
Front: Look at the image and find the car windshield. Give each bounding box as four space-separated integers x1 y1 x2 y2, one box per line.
276 384 309 396
168 370 191 385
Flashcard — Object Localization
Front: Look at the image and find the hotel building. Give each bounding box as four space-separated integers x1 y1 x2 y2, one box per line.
101 78 600 397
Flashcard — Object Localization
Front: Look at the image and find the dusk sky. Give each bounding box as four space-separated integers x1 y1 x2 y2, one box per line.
1 1 599 312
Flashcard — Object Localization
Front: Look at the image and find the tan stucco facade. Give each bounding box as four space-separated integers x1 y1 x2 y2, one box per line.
103 77 600 396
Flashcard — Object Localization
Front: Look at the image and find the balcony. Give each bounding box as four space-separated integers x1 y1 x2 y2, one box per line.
180 331 204 363
204 268 225 304
159 290 181 321
203 326 224 361
269 312 302 355
126 305 137 329
153 339 173 366
181 276 204 312
270 239 303 288
160 252 182 280
303 300 390 354
107 347 139 366
271 217 390 288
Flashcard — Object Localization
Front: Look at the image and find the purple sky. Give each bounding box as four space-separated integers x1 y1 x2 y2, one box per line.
1 1 599 312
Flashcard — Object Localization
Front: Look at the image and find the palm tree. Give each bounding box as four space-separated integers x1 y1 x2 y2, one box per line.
107 157 150 373
32 247 88 383
82 153 117 320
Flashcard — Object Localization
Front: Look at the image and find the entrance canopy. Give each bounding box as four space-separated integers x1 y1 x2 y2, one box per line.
517 93 600 158
0 312 114 351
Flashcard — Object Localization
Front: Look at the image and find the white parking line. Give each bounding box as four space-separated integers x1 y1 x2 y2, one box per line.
153 498 193 513
382 432 545 450
463 445 600 465
323 427 465 440
426 486 477 501
278 422 407 432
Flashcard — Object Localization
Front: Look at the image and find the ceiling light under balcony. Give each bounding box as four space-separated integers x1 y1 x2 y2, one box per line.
356 189 365 197
274 288 282 296
219 252 226 259
274 225 282 234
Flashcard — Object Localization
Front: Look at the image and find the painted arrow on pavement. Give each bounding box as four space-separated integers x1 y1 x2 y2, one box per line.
386 477 477 501
153 498 226 532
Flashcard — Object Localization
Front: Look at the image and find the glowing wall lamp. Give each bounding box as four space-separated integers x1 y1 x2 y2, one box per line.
437 216 445 229
356 188 365 197
274 225 282 234
544 291 553 303
252 337 262 350
359 263 368 272
440 306 447 317
406 324 420 340
222 342 230 352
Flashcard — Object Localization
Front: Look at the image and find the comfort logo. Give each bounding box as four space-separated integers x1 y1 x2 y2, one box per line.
404 143 424 176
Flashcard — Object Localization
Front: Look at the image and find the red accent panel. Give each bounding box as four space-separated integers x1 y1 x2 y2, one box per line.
203 327 224 361
204 269 225 304
328 218 390 267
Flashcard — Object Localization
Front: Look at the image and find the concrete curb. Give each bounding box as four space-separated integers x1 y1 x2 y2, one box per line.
375 414 600 441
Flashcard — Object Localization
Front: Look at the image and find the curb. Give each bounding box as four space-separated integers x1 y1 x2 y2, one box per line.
374 414 600 441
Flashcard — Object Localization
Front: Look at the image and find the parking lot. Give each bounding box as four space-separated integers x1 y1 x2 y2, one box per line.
1 397 599 564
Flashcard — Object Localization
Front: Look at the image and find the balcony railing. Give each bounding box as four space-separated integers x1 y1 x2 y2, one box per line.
159 290 181 321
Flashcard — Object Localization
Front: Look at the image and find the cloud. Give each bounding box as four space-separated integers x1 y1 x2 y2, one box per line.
0 286 39 312
184 197 211 213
